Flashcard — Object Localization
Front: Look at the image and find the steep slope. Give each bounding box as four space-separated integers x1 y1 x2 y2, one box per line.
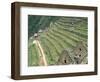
28 16 88 66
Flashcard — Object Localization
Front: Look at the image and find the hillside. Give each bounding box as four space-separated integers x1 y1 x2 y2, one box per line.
28 15 88 66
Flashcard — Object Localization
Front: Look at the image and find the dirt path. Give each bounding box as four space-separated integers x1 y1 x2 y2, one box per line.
35 40 47 66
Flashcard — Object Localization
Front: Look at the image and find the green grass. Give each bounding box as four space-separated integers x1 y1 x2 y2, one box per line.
39 37 55 65
40 36 59 64
54 22 87 42
28 44 39 66
28 16 88 66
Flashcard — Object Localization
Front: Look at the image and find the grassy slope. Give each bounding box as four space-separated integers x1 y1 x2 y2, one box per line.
28 16 88 66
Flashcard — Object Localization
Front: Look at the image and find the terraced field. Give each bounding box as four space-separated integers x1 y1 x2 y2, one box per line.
28 16 88 66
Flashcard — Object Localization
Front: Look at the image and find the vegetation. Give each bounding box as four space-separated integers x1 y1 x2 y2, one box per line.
28 15 88 66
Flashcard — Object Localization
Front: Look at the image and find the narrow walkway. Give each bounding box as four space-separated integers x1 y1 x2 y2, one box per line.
35 40 47 66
